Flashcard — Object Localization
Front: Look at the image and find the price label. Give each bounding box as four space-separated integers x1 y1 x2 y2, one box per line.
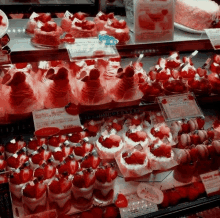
0 182 14 218
32 106 81 136
65 38 118 61
157 93 204 122
205 28 220 50
200 170 220 196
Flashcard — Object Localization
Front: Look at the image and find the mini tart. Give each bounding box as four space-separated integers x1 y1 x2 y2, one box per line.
33 26 63 46
69 20 97 38
96 135 124 160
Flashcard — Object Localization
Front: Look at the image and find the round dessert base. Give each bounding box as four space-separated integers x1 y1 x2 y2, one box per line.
31 38 64 49
25 30 34 37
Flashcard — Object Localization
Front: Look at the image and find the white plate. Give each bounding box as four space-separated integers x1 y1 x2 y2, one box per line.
0 9 9 38
174 22 205 34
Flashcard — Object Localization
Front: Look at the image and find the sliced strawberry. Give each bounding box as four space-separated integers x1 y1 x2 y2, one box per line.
49 136 60 147
197 68 207 77
69 133 81 143
74 146 86 157
131 117 141 126
49 180 61 194
7 156 20 168
23 184 36 198
34 168 45 179
5 141 19 153
133 151 146 164
10 172 22 185
106 167 117 183
28 140 39 150
108 13 114 19
32 153 44 165
60 177 72 193
35 182 47 199
84 171 96 188
72 174 85 188
96 168 107 183
124 153 138 165
44 165 56 179
20 168 33 183
83 143 94 153
53 151 65 161
150 143 171 158
91 156 101 169
112 122 122 131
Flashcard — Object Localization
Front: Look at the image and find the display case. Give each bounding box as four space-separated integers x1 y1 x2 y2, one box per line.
1 2 220 218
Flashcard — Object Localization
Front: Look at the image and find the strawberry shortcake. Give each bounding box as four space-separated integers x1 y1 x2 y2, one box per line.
70 19 97 38
33 21 63 47
124 125 149 149
117 149 150 178
94 12 115 31
147 139 176 171
96 129 124 161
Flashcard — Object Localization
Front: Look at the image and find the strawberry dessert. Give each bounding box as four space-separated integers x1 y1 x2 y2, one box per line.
72 169 96 210
26 13 52 35
80 154 101 170
6 153 29 171
188 73 212 96
9 168 33 206
73 142 94 161
117 149 149 178
109 65 143 105
179 62 196 79
149 123 173 143
57 159 79 178
22 180 47 215
77 68 111 106
94 12 115 31
34 164 56 185
147 139 175 171
94 166 117 205
5 138 26 158
27 138 47 156
163 77 187 94
44 67 78 109
173 148 198 183
33 21 63 47
61 11 87 32
208 69 220 94
48 177 72 214
48 135 62 152
30 150 52 170
103 18 130 44
52 146 74 166
124 126 149 149
68 131 88 147
96 129 124 161
70 19 97 38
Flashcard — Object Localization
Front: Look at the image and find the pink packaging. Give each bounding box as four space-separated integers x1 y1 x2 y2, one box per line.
134 0 174 43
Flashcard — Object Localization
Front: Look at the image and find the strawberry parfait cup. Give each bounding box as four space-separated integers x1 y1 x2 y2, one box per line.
72 169 96 210
48 176 72 215
94 12 115 31
34 164 56 185
93 166 117 205
163 77 187 95
22 180 47 215
9 167 33 206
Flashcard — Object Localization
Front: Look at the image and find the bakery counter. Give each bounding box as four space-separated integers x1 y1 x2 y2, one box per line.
6 18 217 63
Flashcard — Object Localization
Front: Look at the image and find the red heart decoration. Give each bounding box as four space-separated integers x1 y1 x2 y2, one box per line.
115 194 128 208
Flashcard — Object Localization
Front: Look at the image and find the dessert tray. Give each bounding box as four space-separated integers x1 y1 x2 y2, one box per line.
174 22 206 34
0 9 9 38
31 38 65 49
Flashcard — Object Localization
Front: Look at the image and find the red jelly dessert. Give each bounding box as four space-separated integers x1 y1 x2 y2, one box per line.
22 181 47 215
5 138 26 158
33 21 63 46
30 150 52 170
34 164 56 185
70 19 97 38
104 18 130 44
80 155 101 170
94 12 115 31
61 12 87 32
73 142 94 161
188 74 212 96
72 170 96 210
48 177 72 215
94 166 117 205
44 67 78 108
10 168 33 206
26 13 52 34
6 153 29 171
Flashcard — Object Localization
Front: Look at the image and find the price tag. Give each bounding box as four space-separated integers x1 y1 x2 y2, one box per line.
0 182 14 218
65 38 118 61
25 209 57 218
205 28 220 50
32 107 81 136
200 170 220 196
157 93 204 122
